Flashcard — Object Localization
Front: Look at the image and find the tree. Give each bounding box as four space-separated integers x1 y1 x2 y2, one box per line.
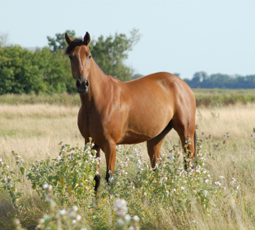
90 29 141 81
47 30 76 52
0 45 45 94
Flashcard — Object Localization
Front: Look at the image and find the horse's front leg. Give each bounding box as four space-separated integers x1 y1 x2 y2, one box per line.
93 144 101 192
102 139 117 182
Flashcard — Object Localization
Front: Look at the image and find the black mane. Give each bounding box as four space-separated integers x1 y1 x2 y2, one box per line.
65 38 83 55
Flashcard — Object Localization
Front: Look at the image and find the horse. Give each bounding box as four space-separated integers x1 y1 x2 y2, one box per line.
65 32 196 191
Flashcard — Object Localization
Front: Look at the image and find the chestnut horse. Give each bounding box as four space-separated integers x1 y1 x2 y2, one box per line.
65 32 196 191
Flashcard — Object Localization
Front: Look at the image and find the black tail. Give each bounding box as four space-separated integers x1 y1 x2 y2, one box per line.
194 130 197 154
193 130 197 167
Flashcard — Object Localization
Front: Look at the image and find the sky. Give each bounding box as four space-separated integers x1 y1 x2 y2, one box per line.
0 0 255 79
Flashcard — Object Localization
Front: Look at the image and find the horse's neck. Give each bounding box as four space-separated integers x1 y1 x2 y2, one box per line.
80 59 112 110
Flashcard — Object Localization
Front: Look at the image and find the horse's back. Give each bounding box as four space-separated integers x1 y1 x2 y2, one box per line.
125 72 195 110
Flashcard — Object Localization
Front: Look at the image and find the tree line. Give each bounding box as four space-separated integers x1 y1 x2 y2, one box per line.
0 29 141 95
183 71 255 89
1 29 254 95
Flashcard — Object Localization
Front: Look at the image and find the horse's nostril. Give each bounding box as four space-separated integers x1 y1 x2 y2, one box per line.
85 81 89 87
76 80 81 87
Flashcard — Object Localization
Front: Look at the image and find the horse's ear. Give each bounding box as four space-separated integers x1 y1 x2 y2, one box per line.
83 32 90 46
65 33 73 45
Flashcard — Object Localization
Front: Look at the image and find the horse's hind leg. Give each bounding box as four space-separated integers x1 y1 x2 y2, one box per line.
147 121 173 168
172 117 196 169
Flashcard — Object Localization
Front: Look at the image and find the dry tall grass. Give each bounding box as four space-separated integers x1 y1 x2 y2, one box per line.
1 103 255 229
1 103 254 159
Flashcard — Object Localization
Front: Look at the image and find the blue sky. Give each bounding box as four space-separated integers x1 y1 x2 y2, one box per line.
1 0 255 79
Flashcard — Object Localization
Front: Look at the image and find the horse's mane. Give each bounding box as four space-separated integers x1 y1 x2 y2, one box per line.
65 38 83 55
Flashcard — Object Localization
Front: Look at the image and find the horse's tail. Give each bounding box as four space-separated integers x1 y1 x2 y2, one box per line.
193 130 197 166
194 130 197 155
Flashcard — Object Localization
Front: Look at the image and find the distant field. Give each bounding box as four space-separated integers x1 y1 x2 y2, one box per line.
0 100 255 229
1 89 255 108
193 88 255 107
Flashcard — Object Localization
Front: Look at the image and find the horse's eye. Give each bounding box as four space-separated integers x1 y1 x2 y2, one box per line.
88 54 92 59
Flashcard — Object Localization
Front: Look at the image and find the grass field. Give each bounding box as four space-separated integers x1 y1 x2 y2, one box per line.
1 96 255 229
1 88 255 107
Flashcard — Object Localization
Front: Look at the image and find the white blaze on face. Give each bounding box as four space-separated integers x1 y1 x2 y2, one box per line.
78 47 83 72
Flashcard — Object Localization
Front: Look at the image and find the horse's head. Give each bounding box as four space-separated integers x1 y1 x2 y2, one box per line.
65 32 92 94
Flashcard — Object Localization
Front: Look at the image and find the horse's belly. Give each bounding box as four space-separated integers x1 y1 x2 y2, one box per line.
117 107 173 144
117 131 152 144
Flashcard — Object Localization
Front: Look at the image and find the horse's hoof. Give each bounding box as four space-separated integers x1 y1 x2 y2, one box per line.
94 174 101 192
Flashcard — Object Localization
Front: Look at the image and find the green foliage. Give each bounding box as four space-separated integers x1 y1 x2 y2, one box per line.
47 30 76 53
0 45 75 95
0 151 26 213
0 46 45 94
0 29 140 95
90 28 141 81
26 142 97 207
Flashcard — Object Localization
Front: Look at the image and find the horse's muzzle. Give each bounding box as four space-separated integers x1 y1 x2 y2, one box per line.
76 79 89 93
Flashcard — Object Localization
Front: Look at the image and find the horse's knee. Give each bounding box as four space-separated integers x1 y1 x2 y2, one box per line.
94 174 101 191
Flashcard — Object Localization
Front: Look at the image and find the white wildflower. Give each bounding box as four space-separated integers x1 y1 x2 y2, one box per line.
76 214 82 221
133 215 140 222
114 199 128 217
72 205 78 212
124 214 131 222
39 218 45 224
59 209 66 215
43 183 48 189
166 190 170 197
215 181 221 186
